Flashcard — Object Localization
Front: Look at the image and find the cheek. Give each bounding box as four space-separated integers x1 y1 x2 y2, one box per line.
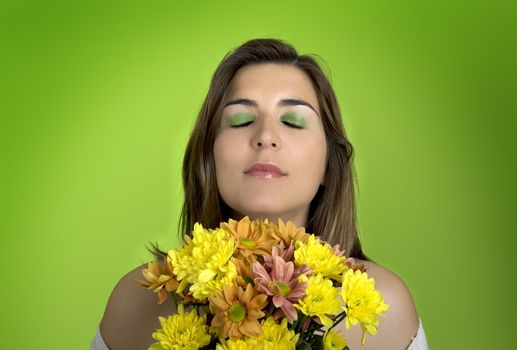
213 139 230 200
213 135 247 191
312 146 327 181
213 138 229 181
214 135 241 169
306 139 327 185
293 135 327 171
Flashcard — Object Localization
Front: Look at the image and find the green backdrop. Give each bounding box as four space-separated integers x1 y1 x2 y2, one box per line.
1 0 515 348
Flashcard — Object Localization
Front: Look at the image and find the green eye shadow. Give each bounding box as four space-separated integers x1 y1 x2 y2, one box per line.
281 112 307 128
228 112 256 127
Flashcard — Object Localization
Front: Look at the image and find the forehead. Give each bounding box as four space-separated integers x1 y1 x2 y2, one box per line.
226 63 320 110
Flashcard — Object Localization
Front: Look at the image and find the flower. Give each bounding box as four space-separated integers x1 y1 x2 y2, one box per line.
233 259 255 287
323 329 347 350
294 235 348 280
340 269 390 345
216 317 299 350
216 339 256 350
272 219 309 246
294 274 341 327
221 216 277 260
143 218 389 349
263 242 295 268
254 317 299 349
169 223 237 300
149 304 211 350
253 256 310 322
209 283 268 339
139 257 179 304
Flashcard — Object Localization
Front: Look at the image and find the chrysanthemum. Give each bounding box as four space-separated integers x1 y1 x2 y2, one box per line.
139 257 179 304
271 218 309 246
221 216 277 260
294 235 348 280
340 269 390 345
216 317 298 350
263 242 295 268
323 329 347 350
215 339 256 350
254 317 299 349
253 256 310 322
209 283 268 339
149 304 211 350
294 274 341 327
168 223 238 300
233 259 255 287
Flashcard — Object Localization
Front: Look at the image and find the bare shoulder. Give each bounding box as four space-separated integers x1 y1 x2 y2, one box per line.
338 259 420 350
99 264 176 350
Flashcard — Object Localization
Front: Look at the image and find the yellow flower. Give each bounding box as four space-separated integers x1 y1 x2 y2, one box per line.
169 223 237 300
294 235 348 280
340 269 390 345
216 339 256 350
149 304 211 350
254 317 299 349
294 274 341 327
323 329 347 350
216 317 298 350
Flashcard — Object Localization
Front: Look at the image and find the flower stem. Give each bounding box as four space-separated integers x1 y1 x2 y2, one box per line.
327 311 347 334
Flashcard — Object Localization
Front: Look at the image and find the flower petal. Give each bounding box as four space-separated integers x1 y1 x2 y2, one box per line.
272 295 285 307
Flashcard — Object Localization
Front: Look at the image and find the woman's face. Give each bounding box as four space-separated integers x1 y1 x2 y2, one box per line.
213 63 327 227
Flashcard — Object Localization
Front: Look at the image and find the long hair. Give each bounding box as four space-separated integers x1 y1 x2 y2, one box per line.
151 38 371 261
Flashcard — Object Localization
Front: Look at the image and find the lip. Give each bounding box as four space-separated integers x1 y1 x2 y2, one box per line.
244 162 287 179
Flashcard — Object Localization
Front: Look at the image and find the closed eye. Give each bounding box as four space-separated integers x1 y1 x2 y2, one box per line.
280 112 307 129
231 121 254 128
282 120 304 129
233 121 303 128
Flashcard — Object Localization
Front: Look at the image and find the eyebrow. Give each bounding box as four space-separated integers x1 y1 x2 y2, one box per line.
224 98 319 116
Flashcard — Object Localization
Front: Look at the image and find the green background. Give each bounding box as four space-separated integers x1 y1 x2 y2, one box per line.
1 0 515 348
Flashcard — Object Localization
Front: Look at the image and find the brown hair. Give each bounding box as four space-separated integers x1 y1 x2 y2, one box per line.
151 38 370 261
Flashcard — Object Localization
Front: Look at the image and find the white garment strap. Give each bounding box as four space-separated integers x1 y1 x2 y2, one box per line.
91 325 110 350
407 318 430 350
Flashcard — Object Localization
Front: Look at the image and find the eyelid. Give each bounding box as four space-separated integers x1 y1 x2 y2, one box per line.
226 111 308 129
280 112 307 128
228 112 256 127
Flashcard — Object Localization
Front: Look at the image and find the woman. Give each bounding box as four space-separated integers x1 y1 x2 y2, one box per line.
93 39 429 349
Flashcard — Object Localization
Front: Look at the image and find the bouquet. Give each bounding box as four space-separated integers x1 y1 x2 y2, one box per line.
140 217 389 350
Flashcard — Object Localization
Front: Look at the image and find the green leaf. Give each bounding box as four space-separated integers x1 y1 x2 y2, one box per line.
296 338 313 350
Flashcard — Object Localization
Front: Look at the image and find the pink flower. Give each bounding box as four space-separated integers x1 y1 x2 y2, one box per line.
332 244 345 256
252 256 310 323
264 242 295 268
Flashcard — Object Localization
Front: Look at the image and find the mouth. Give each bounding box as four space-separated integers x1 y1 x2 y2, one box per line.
244 162 287 179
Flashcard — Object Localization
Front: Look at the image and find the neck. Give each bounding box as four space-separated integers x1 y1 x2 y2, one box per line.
228 207 309 228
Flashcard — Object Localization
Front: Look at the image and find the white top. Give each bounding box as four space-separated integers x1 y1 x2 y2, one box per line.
91 325 109 350
408 318 430 350
91 318 429 349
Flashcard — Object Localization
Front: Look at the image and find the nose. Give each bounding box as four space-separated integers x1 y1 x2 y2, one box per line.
250 115 282 150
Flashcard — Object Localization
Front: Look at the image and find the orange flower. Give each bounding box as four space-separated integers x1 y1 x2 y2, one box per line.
233 259 255 288
139 257 179 304
209 283 268 339
221 216 276 260
342 256 368 273
272 218 309 246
